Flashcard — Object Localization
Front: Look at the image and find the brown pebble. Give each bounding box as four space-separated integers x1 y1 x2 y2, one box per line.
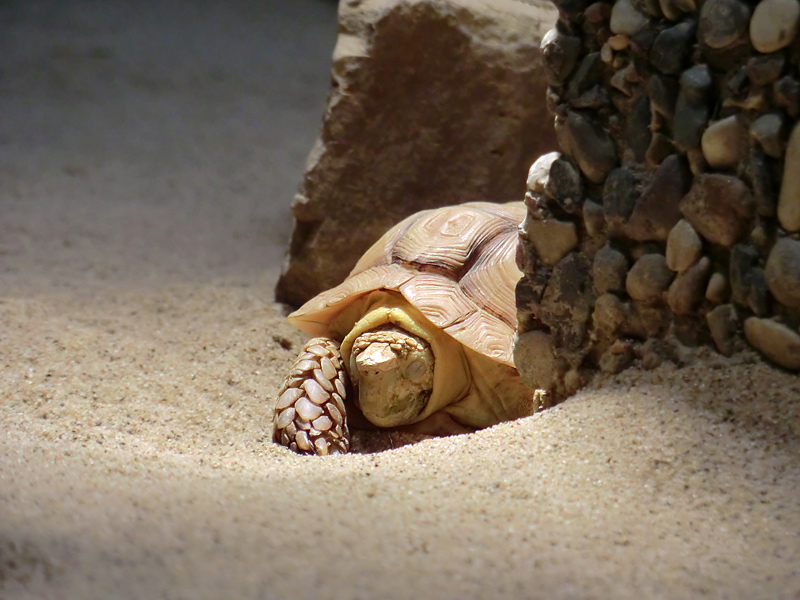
666 219 703 273
626 254 674 302
744 317 800 370
679 173 755 247
765 237 800 311
707 304 739 356
705 272 730 304
667 256 711 315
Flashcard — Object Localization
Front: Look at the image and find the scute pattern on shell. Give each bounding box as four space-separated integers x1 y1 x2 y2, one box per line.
289 202 526 366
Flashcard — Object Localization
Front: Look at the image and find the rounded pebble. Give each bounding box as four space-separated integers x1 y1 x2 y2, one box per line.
667 256 711 315
513 330 556 390
705 272 730 304
679 174 754 248
750 0 800 53
626 254 675 302
302 378 330 405
750 113 785 159
275 406 296 430
527 152 560 194
698 0 751 49
701 116 744 169
707 304 739 356
610 0 649 35
276 387 303 410
522 218 578 266
294 359 318 372
307 344 330 357
593 245 629 294
295 397 324 421
765 237 800 310
778 122 800 231
556 111 618 184
666 219 703 273
744 317 800 370
326 402 344 425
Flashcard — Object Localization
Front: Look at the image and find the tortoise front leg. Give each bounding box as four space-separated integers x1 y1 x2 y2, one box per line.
273 338 351 455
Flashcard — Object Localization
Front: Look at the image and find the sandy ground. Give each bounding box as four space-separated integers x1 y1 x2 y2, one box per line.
1 1 800 599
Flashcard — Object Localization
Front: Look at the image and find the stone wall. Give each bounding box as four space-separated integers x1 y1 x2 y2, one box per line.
276 0 558 306
515 0 800 399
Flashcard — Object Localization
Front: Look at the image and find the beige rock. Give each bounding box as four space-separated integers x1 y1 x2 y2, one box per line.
744 317 800 370
522 217 579 266
750 0 800 53
527 152 561 194
666 219 702 273
276 0 559 305
513 330 556 390
705 272 730 304
667 256 711 315
610 0 649 35
701 116 745 169
626 254 674 302
778 122 800 232
765 237 800 311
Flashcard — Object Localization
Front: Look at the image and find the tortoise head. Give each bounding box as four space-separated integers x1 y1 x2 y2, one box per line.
348 325 434 427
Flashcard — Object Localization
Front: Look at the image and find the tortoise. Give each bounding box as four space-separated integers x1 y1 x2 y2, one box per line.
273 201 540 455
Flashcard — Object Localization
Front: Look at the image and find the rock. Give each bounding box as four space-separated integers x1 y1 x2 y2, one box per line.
647 73 678 120
659 0 695 20
729 244 769 315
527 152 561 194
545 156 584 214
522 217 579 266
608 34 630 50
666 219 703 273
583 199 606 238
744 317 800 370
707 304 739 356
774 76 800 118
765 237 800 311
624 95 652 163
593 245 629 294
599 340 635 373
746 53 786 86
700 115 745 169
567 52 605 101
679 174 755 247
667 256 711 314
698 0 751 49
626 253 674 302
541 27 583 85
626 154 693 241
750 0 800 53
706 272 730 304
610 0 649 35
540 253 593 350
674 65 713 150
593 292 628 334
555 111 618 184
650 21 696 75
746 146 777 216
750 113 785 159
513 330 556 390
276 0 559 305
603 167 638 228
645 132 674 168
778 122 800 232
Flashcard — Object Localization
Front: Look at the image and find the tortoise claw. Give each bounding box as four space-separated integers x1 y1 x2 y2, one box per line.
273 337 351 455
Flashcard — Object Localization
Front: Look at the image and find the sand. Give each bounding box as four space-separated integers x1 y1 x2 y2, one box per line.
1 1 800 599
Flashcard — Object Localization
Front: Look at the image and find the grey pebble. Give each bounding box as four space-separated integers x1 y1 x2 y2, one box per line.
698 0 751 49
593 245 629 295
765 237 800 311
626 253 675 302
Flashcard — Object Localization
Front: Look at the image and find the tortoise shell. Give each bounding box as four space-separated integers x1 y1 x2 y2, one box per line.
288 201 526 366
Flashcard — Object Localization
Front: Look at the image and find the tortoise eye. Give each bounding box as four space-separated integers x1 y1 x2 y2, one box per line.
404 359 428 380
